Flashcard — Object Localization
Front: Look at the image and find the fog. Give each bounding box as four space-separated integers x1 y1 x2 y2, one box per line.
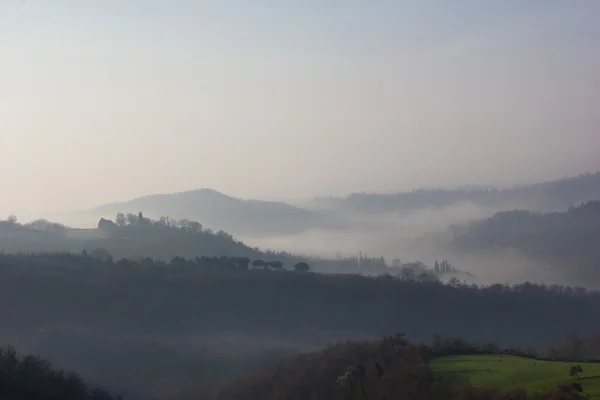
242 201 581 287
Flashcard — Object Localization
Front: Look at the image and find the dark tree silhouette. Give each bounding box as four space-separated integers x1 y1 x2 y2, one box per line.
294 262 310 272
569 365 583 379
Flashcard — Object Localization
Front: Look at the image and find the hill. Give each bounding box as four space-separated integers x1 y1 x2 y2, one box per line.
313 172 600 215
84 173 600 240
89 189 330 236
216 335 433 400
451 200 600 278
0 346 120 400
432 355 600 398
2 253 599 398
207 337 587 400
0 214 264 261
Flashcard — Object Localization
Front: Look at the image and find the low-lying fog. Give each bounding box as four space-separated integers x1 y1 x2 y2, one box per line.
242 201 587 288
27 199 593 289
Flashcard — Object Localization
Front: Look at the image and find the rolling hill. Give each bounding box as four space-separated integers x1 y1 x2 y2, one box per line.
312 172 600 215
84 172 600 239
451 200 600 278
432 354 600 398
89 189 331 236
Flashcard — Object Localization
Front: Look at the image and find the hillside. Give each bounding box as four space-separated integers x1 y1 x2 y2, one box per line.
216 336 433 400
205 338 588 400
89 189 330 236
3 253 600 394
432 355 600 398
0 346 120 400
0 214 264 261
313 172 600 215
451 201 600 277
2 253 599 398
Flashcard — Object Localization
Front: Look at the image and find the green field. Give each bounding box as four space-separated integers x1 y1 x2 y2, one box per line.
432 355 600 398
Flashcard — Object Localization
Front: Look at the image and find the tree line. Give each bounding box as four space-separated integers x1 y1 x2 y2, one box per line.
0 346 120 400
215 334 585 400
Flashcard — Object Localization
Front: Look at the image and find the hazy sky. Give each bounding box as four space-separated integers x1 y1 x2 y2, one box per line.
1 1 599 216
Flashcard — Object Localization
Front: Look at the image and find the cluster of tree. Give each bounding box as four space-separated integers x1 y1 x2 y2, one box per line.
0 346 120 400
97 212 240 241
5 213 361 274
452 200 600 277
428 334 538 359
1 213 263 261
212 335 585 400
544 332 600 362
247 259 310 272
434 260 456 274
1 213 399 275
314 171 600 215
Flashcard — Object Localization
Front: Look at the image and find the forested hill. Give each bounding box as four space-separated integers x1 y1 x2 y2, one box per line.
0 213 266 261
0 346 120 400
89 188 330 236
451 200 600 276
313 172 600 214
2 252 600 397
0 214 403 275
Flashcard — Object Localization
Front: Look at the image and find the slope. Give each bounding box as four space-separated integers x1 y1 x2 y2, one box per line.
432 355 600 398
451 200 600 278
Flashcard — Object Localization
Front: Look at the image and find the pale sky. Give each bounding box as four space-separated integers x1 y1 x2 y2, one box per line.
1 1 599 216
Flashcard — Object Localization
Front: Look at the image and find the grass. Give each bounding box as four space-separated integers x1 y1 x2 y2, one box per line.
431 354 600 398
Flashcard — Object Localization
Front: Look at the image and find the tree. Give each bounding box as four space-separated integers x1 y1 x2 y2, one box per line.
137 212 150 226
236 257 251 270
270 261 284 270
448 277 461 287
97 218 117 233
115 213 126 227
126 213 138 225
187 221 202 233
251 260 264 269
6 215 17 224
294 262 310 272
399 267 415 281
569 365 583 379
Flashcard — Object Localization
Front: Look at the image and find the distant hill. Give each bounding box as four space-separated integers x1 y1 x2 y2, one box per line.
312 172 600 215
90 189 331 236
451 200 600 277
85 173 600 237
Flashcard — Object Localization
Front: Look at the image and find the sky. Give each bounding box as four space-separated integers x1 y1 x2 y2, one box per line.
1 0 599 217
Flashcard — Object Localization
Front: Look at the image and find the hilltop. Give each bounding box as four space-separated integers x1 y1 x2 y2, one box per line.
89 189 330 236
0 213 264 261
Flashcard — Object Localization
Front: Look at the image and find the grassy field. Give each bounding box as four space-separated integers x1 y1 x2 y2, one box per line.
432 355 600 398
